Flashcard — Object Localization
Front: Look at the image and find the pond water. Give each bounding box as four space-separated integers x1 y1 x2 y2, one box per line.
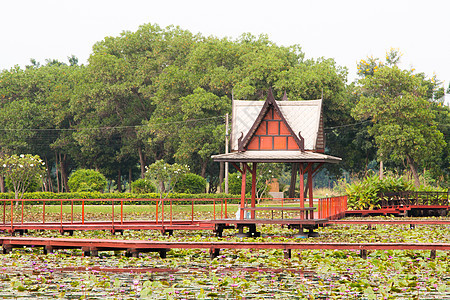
1 222 449 299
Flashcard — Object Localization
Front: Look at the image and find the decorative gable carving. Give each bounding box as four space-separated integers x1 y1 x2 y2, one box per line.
238 89 305 152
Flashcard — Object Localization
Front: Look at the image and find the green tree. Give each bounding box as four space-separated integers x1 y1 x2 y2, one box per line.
0 60 82 192
0 154 45 199
175 88 230 177
352 65 446 186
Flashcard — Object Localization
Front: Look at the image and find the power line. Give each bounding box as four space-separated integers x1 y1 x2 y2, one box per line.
0 115 226 132
324 120 370 131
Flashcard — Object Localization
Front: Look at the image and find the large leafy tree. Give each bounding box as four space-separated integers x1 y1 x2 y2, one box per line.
0 60 82 192
352 64 445 186
175 88 230 177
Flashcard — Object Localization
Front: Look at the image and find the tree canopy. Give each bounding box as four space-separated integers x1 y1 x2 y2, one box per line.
1 24 448 192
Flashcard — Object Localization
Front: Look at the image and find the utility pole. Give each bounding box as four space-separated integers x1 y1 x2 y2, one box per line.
225 113 229 194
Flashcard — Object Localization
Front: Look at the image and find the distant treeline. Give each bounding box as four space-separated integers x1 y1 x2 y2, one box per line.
0 23 448 192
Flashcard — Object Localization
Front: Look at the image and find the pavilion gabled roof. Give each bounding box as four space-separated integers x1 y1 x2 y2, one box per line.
231 91 324 152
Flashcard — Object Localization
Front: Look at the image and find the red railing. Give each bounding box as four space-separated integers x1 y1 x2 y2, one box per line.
1 196 348 231
1 198 235 229
318 196 347 220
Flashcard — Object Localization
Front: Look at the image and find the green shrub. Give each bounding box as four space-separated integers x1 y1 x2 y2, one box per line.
346 174 413 210
174 173 206 194
0 191 242 204
131 178 156 194
223 172 267 195
67 169 107 192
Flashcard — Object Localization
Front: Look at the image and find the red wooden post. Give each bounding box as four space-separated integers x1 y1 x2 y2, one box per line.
225 198 228 219
43 200 46 224
240 163 247 220
60 199 63 226
250 163 257 219
162 199 164 224
299 164 305 219
191 199 194 222
318 199 321 219
170 199 173 225
3 200 5 225
81 200 84 225
307 163 313 209
71 199 73 225
10 200 13 228
155 200 158 225
21 199 24 225
121 200 124 225
112 199 114 226
213 199 216 220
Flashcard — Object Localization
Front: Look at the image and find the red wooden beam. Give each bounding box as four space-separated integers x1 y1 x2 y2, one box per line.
1 237 449 257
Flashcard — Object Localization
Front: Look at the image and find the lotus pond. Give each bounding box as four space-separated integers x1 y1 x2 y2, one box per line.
1 216 450 299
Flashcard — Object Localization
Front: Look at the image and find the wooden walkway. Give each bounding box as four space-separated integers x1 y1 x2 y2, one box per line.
0 220 215 236
329 219 450 225
1 237 449 259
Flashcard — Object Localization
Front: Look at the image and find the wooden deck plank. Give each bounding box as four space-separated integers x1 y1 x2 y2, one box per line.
1 237 450 251
204 218 328 225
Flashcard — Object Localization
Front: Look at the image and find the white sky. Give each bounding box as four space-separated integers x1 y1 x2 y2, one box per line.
1 0 449 88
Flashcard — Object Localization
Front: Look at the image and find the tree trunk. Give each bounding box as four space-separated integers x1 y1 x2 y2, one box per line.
0 176 4 193
138 146 146 179
159 180 165 194
289 163 298 198
45 157 53 192
117 169 122 192
406 155 420 187
60 153 70 193
55 152 60 193
201 160 207 178
129 167 132 192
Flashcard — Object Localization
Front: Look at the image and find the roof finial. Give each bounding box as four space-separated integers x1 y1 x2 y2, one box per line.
267 88 275 104
282 91 288 101
321 88 324 100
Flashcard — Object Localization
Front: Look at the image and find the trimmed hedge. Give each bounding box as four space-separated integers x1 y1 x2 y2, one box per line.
0 192 241 205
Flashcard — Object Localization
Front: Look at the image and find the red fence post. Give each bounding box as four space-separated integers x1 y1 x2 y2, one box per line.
43 200 46 224
21 199 24 225
225 199 228 219
121 200 124 225
191 199 194 222
162 199 165 224
170 199 173 225
81 200 84 224
112 199 114 226
319 199 322 219
155 199 158 225
10 200 13 229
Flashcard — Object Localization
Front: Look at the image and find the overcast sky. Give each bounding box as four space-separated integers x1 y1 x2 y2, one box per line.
1 0 449 89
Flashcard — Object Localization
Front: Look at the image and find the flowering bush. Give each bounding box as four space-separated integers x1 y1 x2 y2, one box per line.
0 154 45 199
145 160 189 199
